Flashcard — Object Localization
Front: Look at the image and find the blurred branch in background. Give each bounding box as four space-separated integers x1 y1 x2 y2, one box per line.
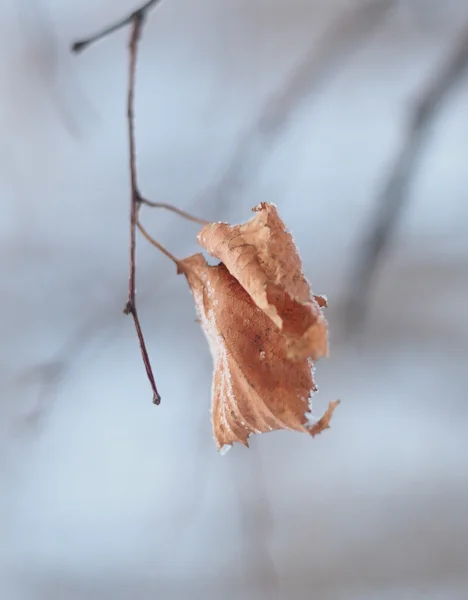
11 306 121 433
201 0 394 207
20 0 89 136
345 18 468 335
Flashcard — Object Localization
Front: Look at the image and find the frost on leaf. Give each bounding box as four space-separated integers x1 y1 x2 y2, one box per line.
180 245 338 452
197 202 328 361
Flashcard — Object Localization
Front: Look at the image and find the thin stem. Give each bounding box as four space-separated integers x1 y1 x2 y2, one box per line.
137 219 181 267
139 197 209 225
71 0 199 404
120 15 161 405
71 1 162 54
127 18 141 300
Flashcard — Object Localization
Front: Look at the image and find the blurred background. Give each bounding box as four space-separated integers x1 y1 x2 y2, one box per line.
1 0 468 598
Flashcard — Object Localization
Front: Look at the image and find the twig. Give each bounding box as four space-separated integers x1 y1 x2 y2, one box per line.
345 21 468 335
137 219 181 266
72 2 163 404
72 2 209 404
139 197 209 225
124 14 161 405
71 1 162 54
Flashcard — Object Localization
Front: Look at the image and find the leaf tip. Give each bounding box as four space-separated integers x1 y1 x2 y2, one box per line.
308 400 340 437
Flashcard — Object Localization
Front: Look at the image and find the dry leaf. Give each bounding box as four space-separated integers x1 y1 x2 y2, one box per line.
180 252 338 452
197 202 328 361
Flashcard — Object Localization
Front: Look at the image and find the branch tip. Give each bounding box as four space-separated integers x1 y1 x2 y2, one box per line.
71 0 162 55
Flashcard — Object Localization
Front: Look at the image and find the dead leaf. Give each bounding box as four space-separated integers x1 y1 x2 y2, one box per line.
179 252 338 451
197 202 328 361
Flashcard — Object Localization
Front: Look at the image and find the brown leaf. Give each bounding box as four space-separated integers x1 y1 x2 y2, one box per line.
180 253 338 451
198 202 328 361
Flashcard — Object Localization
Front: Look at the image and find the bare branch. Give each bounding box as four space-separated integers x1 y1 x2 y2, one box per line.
71 1 162 54
345 21 468 335
72 1 212 404
14 303 121 430
73 3 164 404
122 14 162 405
